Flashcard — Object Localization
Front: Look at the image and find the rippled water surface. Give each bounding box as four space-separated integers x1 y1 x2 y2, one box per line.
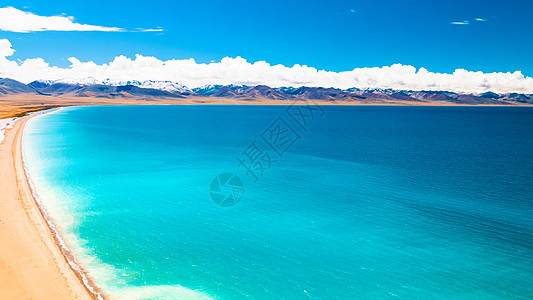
24 105 533 299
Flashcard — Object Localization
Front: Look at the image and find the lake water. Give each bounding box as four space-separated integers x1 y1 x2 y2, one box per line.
24 105 533 299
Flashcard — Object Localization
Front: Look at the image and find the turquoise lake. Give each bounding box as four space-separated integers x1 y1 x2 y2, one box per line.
24 105 533 299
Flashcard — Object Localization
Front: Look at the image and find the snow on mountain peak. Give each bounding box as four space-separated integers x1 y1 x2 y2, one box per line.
34 78 192 93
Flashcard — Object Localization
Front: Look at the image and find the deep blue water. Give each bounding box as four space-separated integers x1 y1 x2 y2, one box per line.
24 105 533 299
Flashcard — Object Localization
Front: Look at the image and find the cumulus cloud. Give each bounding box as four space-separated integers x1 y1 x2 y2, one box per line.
0 39 15 57
0 38 532 93
0 6 124 32
475 18 487 22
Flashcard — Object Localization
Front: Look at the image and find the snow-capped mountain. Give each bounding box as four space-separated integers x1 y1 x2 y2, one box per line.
34 78 192 93
125 80 191 93
2 77 532 105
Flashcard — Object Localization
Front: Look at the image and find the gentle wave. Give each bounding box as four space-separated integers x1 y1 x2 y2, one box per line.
23 109 212 300
22 105 533 299
22 110 105 300
109 285 212 300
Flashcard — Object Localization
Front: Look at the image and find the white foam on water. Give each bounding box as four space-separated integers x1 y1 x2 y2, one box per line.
109 285 213 300
22 112 106 299
22 109 214 300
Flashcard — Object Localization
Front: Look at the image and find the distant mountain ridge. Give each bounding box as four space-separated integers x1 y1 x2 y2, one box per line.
1 77 532 105
27 81 187 99
34 78 192 93
0 78 39 94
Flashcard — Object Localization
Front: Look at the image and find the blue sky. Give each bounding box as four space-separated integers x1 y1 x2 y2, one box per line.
1 0 532 75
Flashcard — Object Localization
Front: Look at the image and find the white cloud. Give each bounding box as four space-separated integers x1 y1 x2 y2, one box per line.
0 6 124 32
1 38 532 94
450 21 470 25
140 28 164 32
451 18 488 25
0 39 15 57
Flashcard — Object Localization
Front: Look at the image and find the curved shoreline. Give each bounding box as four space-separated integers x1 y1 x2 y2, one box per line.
22 110 106 299
0 112 100 299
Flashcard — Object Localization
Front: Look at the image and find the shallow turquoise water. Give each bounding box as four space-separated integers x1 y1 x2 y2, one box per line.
24 105 533 299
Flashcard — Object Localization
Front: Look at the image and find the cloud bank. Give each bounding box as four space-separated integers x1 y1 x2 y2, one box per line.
0 7 124 32
1 38 532 93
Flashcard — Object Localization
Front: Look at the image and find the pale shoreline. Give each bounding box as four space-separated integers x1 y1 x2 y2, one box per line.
0 112 98 299
22 109 107 299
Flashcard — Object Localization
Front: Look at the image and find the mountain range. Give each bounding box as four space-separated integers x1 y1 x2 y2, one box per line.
1 77 532 105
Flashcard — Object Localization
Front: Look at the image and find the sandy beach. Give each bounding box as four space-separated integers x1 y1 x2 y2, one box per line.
0 114 95 299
